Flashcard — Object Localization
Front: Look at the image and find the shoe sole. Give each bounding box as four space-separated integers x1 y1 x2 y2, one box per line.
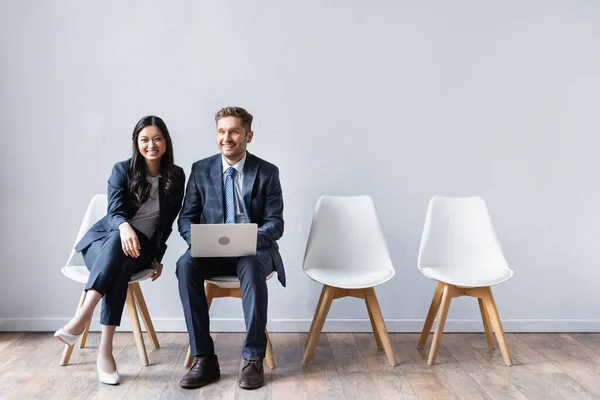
180 375 220 389
98 379 120 385
238 381 264 390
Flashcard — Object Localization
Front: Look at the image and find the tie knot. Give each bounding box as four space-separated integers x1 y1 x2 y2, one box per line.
226 167 235 178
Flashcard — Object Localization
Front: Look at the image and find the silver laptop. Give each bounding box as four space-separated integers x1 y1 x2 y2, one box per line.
190 223 258 257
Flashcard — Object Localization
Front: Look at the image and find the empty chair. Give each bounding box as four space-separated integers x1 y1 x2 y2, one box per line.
59 194 159 366
302 195 397 366
417 196 513 365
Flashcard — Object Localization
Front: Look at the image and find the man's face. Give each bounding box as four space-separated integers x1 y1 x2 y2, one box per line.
216 116 253 162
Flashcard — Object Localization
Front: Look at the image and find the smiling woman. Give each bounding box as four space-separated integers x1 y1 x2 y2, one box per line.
130 116 176 209
54 115 185 386
138 126 165 167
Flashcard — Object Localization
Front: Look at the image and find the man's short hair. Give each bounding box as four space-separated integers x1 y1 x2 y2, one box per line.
215 106 253 132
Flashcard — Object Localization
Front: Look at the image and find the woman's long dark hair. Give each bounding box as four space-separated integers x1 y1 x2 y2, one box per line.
129 115 181 208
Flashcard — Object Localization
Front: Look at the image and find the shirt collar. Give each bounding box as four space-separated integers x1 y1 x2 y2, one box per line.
222 152 247 175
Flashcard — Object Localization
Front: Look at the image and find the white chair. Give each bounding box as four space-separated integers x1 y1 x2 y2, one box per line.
302 195 397 366
60 194 159 367
417 196 513 366
182 273 277 369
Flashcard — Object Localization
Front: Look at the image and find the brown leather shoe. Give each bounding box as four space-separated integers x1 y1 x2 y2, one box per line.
238 357 264 389
180 354 220 389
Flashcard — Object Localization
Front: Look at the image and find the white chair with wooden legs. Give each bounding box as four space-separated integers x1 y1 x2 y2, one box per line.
183 273 276 369
302 195 397 366
60 194 160 367
416 196 514 366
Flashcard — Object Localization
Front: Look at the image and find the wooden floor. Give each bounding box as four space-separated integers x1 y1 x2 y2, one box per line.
1 332 600 399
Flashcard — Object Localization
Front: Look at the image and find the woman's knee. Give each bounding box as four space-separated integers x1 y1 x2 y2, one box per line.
104 231 123 250
92 234 126 267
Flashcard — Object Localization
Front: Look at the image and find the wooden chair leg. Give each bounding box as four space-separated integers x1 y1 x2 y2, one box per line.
61 289 88 366
303 285 336 364
60 342 75 366
265 328 275 369
305 286 327 349
131 282 160 349
205 283 217 309
184 346 193 369
364 287 397 366
427 284 452 366
481 287 512 365
184 283 218 368
418 282 444 349
366 296 383 348
478 297 495 349
126 286 149 366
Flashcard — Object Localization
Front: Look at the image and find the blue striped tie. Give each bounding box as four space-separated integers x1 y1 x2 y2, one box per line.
224 167 236 224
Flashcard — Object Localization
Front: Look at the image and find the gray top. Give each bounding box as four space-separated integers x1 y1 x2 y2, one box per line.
130 175 160 239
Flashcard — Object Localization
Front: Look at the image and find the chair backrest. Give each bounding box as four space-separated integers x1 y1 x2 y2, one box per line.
65 194 107 267
302 195 395 273
417 196 510 272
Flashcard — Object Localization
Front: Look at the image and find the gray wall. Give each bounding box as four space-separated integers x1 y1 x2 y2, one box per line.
1 0 599 332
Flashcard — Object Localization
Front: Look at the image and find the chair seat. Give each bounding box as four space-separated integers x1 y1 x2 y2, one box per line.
305 268 394 289
206 271 276 289
420 266 513 288
61 266 155 284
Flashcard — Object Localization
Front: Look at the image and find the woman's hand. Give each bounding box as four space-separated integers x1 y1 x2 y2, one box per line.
151 260 163 281
119 222 140 257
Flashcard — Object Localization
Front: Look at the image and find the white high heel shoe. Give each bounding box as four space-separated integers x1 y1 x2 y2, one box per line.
53 327 82 346
97 356 120 385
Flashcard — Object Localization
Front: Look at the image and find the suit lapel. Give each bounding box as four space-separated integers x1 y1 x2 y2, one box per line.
158 177 168 229
242 152 258 215
210 156 225 222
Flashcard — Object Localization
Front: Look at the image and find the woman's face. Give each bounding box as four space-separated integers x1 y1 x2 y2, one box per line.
137 125 166 163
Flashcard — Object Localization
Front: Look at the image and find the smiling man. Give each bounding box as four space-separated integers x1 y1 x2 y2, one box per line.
176 107 285 390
